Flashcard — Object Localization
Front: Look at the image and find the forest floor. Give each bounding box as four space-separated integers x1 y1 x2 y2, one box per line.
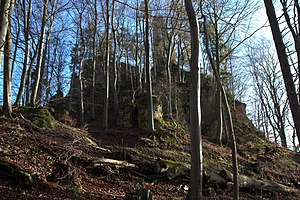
0 105 300 199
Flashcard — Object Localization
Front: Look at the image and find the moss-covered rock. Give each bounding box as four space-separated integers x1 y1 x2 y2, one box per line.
157 158 191 179
18 107 57 128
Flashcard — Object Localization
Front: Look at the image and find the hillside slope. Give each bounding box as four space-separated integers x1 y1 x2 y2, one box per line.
0 106 299 199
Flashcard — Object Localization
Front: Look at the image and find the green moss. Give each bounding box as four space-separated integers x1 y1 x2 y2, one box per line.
157 158 190 177
19 170 33 182
154 116 180 146
18 106 57 128
158 158 189 168
66 184 83 193
215 155 231 167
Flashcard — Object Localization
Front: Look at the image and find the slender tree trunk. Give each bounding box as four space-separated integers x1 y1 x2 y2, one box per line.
76 7 86 125
216 87 223 144
166 36 175 117
185 0 202 199
11 2 21 76
0 0 11 68
103 0 110 131
127 51 134 92
36 0 56 105
264 0 300 144
25 41 40 106
91 0 97 120
214 4 223 146
36 35 48 105
45 37 54 105
202 8 239 200
111 0 118 111
177 39 182 83
144 0 154 135
30 0 49 106
3 0 15 116
78 48 86 125
135 0 142 91
69 69 76 111
151 30 157 81
15 0 32 106
25 58 33 105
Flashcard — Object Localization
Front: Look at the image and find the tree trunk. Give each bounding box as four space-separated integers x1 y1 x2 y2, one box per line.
135 0 142 91
185 0 203 199
103 0 110 131
77 8 86 126
25 52 38 105
14 0 32 106
91 0 97 120
213 3 223 146
3 0 15 117
144 0 154 135
166 36 175 117
30 0 49 106
112 0 118 111
78 48 86 125
202 8 239 200
11 1 21 76
264 0 300 144
0 0 11 68
36 0 56 106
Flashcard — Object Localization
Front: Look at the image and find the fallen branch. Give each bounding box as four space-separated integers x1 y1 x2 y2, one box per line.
220 169 297 193
91 158 137 169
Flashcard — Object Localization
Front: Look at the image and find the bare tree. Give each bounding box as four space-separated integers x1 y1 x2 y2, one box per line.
264 0 300 145
202 3 239 199
30 0 49 106
3 0 15 116
14 0 32 106
184 0 202 198
248 40 289 147
202 0 260 145
74 0 87 125
36 0 59 105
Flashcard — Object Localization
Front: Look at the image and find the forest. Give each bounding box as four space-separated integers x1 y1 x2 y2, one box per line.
1 0 300 199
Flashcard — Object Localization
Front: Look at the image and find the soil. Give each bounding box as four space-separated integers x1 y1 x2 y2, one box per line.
0 105 300 199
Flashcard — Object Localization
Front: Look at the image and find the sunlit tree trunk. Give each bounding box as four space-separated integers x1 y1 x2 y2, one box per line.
37 0 56 105
144 0 154 135
15 0 32 106
264 0 300 145
202 6 239 200
3 0 15 116
135 0 142 91
0 0 11 68
103 0 110 130
214 6 223 145
11 1 21 76
185 0 202 199
166 35 175 117
111 0 118 111
78 47 86 125
30 0 49 106
25 45 39 106
177 39 182 83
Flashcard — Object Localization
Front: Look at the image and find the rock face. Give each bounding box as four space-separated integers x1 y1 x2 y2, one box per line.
69 59 239 142
117 93 163 131
116 75 221 137
200 75 217 137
